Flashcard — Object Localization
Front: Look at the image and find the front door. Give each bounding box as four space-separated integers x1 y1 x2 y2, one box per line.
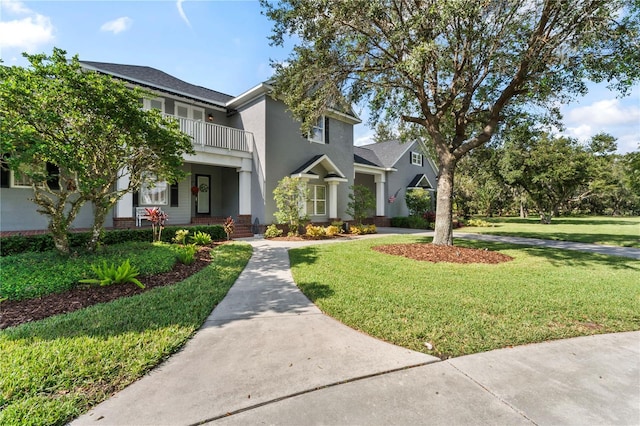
196 175 210 214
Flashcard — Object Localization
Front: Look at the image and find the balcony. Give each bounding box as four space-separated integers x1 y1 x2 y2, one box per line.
165 114 253 153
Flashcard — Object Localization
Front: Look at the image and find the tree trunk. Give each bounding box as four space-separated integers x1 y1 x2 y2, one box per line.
432 157 456 246
87 203 109 252
49 220 70 254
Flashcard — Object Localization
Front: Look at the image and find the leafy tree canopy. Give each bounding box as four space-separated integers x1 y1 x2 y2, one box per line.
0 48 194 252
262 0 640 244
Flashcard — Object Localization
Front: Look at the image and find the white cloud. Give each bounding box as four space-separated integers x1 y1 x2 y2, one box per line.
100 17 133 34
0 0 54 52
565 99 640 127
561 97 640 154
354 132 375 146
0 15 54 52
176 0 191 28
2 0 31 14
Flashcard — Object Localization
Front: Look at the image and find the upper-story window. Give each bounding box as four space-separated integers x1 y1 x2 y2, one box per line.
411 151 423 166
143 98 165 112
175 102 204 121
309 116 325 144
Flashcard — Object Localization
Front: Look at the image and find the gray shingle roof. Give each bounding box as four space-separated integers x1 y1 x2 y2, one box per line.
79 61 233 106
354 140 414 168
353 146 382 167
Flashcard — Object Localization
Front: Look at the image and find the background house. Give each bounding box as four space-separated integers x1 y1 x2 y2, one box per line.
0 62 437 235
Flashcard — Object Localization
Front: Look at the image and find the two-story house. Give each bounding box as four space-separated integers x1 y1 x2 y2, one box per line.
0 62 438 235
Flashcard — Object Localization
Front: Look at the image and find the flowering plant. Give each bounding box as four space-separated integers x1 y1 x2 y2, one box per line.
223 216 235 240
191 185 200 196
145 207 168 242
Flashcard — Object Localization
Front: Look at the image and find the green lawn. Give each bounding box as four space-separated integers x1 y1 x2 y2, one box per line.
0 242 252 426
461 216 640 247
290 236 640 359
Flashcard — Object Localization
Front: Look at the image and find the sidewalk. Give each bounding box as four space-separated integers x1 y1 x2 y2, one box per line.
73 232 640 425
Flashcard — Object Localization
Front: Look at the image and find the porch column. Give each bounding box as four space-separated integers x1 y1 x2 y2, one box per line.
327 180 340 219
374 174 386 217
238 170 252 216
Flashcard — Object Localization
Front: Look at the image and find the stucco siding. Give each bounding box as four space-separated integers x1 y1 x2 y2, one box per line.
387 143 438 217
0 188 112 232
263 97 355 224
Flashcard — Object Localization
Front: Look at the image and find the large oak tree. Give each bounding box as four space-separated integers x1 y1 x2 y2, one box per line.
261 0 640 245
0 49 193 253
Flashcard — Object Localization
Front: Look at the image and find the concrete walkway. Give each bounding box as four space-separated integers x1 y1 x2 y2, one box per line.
73 231 640 425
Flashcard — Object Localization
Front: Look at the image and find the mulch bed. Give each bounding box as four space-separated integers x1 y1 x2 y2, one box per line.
0 246 215 330
372 243 513 264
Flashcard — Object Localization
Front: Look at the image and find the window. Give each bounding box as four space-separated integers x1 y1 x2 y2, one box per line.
175 102 204 121
308 116 325 144
307 185 326 216
140 178 168 205
9 162 59 189
411 151 423 166
143 97 165 112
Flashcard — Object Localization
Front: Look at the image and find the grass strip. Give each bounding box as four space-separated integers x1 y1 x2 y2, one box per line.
462 216 640 247
0 242 252 426
290 236 640 359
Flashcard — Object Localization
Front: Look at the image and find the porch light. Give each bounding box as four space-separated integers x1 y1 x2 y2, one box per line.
207 113 214 122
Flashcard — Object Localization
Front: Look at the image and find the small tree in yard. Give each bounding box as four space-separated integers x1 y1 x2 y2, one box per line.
273 176 309 236
0 48 193 253
405 189 432 217
346 185 375 225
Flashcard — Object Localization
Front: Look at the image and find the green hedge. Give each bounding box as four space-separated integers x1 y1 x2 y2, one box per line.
390 216 430 229
0 225 226 256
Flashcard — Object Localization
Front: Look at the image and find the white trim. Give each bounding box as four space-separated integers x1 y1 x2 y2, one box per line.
411 151 423 166
143 97 165 112
354 164 396 174
174 101 204 120
309 116 325 144
307 184 326 216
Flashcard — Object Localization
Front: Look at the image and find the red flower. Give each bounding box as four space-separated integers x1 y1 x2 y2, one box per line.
191 185 199 195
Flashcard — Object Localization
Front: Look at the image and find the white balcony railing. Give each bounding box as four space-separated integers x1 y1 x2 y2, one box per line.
165 114 253 153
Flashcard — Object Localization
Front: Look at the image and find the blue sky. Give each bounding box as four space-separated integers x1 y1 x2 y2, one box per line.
1 0 638 153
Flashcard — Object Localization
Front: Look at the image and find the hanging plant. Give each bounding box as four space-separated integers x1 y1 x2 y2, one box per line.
191 185 199 196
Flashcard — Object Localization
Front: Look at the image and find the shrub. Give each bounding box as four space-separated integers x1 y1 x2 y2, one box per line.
175 244 198 265
390 217 410 228
0 225 226 256
405 188 432 216
305 224 326 238
173 229 190 245
465 218 494 227
190 231 212 246
407 216 429 229
79 259 144 289
325 225 340 236
349 224 377 235
264 224 283 239
330 221 345 233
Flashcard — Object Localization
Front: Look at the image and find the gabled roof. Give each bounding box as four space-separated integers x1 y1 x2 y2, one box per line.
79 61 233 106
408 174 435 188
290 154 347 181
353 146 382 167
355 140 416 168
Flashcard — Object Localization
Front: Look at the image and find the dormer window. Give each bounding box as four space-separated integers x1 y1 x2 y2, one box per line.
411 151 423 166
